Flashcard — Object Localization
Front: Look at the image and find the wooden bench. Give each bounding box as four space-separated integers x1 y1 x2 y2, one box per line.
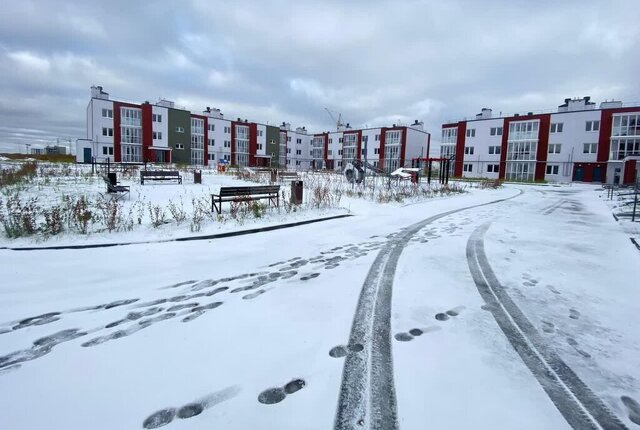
278 171 299 181
211 185 280 214
102 176 130 201
140 170 182 185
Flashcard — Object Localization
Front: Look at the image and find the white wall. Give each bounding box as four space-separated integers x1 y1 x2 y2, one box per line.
404 127 429 166
207 117 232 163
88 98 115 162
151 105 168 149
462 118 503 178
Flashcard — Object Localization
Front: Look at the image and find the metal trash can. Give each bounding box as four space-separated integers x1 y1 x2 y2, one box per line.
290 180 303 205
194 169 202 184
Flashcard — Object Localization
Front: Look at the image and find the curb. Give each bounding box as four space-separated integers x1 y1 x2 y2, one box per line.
0 214 353 252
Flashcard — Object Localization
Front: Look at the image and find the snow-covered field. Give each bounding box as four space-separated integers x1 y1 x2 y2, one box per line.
1 181 639 429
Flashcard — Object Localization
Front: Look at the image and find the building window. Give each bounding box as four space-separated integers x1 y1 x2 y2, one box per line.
612 114 640 137
102 127 113 137
441 128 457 144
585 120 600 132
373 161 379 167
338 149 343 156
208 124 215 132
375 134 380 141
296 138 301 144
339 137 343 143
224 126 231 133
464 146 474 155
287 148 291 154
363 135 368 143
176 126 184 133
490 127 502 136
102 146 114 155
463 163 473 172
583 143 597 154
224 140 230 148
374 148 379 155
152 131 162 140
208 138 215 146
337 161 342 167
487 164 499 173
223 154 230 161
329 138 333 144
208 153 215 161
287 136 291 142
488 145 501 154
546 164 559 175
102 108 113 118
258 143 263 150
176 143 184 150
466 129 476 138
296 149 301 155
259 130 263 137
328 150 332 156
548 143 561 154
550 123 563 133
152 114 162 123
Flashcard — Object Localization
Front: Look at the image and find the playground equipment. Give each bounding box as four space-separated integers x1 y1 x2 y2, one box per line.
411 156 455 185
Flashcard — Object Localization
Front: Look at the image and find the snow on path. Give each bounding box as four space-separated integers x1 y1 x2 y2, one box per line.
0 185 638 429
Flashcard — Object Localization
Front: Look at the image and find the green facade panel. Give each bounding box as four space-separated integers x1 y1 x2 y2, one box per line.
265 125 280 168
168 108 191 164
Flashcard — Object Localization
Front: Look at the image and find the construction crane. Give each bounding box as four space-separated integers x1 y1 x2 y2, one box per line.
324 108 345 131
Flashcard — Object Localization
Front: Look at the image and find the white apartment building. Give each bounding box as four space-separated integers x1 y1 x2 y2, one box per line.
441 97 640 184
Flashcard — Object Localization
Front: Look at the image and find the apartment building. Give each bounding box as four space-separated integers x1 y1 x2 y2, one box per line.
319 121 430 173
441 97 640 184
77 86 431 172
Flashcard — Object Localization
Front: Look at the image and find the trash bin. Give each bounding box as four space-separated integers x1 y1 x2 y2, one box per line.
194 169 202 184
290 180 303 205
108 172 117 186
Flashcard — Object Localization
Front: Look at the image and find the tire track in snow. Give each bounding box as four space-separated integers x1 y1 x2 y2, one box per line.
335 189 524 430
467 222 628 430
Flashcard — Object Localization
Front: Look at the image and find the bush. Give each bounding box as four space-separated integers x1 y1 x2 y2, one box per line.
167 198 187 224
0 193 39 237
0 162 37 187
42 206 64 236
72 196 93 234
148 203 167 228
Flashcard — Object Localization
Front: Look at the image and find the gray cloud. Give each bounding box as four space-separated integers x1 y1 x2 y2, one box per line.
0 0 638 153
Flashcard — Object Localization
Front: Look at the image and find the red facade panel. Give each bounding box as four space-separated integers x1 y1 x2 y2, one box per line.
249 123 258 166
598 107 640 163
141 104 153 163
454 122 466 177
624 160 637 185
378 127 387 166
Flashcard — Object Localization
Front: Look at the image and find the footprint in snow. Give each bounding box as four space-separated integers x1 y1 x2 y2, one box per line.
329 343 364 358
258 379 306 405
569 308 580 320
621 396 640 426
541 321 555 334
142 385 241 428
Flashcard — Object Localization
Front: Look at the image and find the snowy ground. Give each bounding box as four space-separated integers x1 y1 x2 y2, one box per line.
1 183 639 429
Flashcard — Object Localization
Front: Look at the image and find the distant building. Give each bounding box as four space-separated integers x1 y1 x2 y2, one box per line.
441 97 640 185
45 145 67 155
76 86 431 172
30 145 45 155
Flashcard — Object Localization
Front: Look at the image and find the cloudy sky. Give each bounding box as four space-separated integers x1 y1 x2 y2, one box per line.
0 0 638 153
